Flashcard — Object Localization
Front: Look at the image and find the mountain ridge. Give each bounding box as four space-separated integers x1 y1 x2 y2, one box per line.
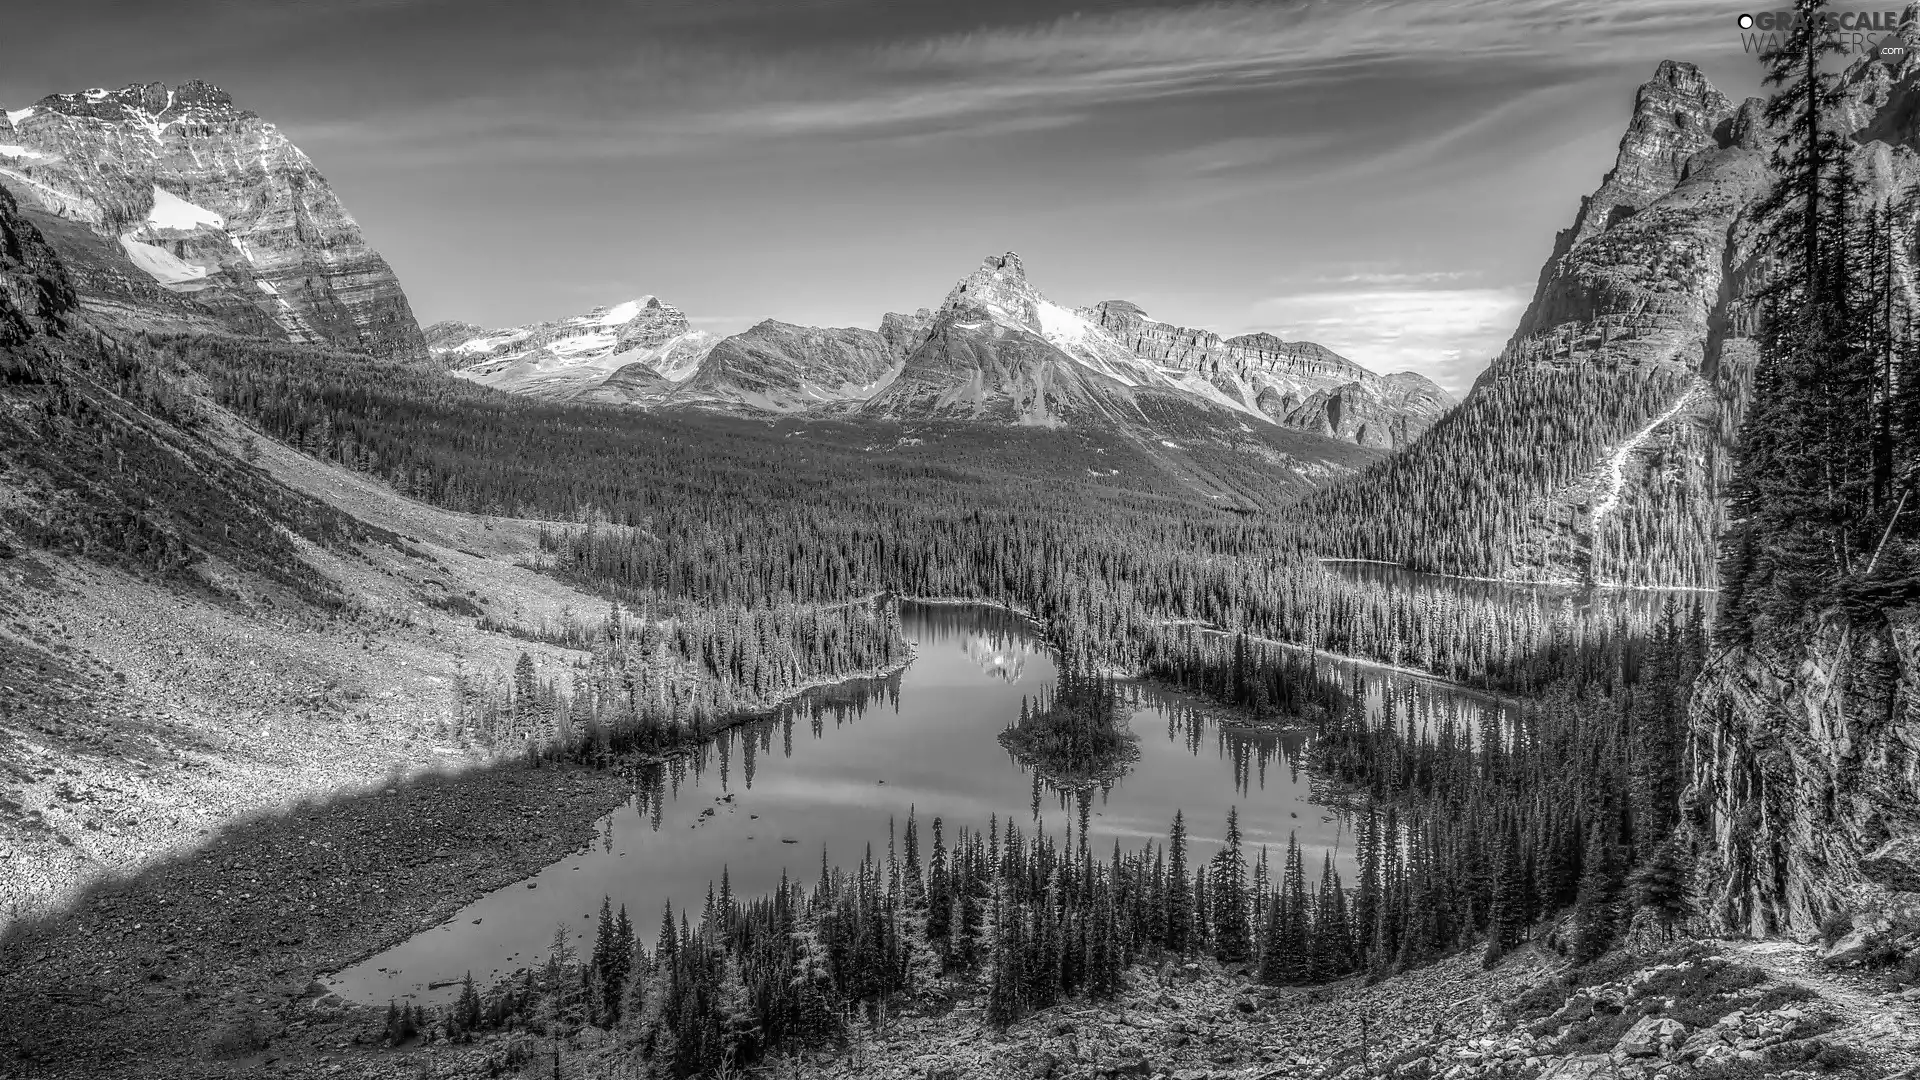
434 250 1454 448
0 79 426 361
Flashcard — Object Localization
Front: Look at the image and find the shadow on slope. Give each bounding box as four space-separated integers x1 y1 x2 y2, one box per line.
0 757 629 1076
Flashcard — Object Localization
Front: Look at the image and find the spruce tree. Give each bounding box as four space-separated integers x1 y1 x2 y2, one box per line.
1724 0 1875 645
1165 811 1191 953
1212 807 1253 963
1571 823 1623 963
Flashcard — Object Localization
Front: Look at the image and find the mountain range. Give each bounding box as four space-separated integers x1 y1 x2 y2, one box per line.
3 46 1918 1080
428 252 1454 447
0 78 1452 453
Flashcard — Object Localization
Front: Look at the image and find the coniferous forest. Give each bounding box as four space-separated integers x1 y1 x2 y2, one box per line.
7 6 1913 1074
997 648 1140 789
312 6 1920 1070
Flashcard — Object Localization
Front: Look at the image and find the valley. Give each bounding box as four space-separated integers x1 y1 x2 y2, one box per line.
2 13 1919 1080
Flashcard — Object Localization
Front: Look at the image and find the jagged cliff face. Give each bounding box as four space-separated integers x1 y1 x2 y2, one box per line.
1470 50 1920 588
0 81 425 361
442 251 1439 447
863 251 1454 442
0 183 77 347
1389 59 1776 588
1089 301 1452 449
1685 614 1920 939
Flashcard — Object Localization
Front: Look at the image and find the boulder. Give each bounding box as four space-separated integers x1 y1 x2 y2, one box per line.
1539 1053 1619 1079
1614 1016 1687 1058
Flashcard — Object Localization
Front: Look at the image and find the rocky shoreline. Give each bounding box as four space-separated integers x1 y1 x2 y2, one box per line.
0 759 630 1076
0 638 926 1077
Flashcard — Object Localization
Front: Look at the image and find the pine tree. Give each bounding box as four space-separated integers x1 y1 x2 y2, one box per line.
903 806 924 905
1165 811 1191 953
1723 0 1876 645
1211 808 1253 963
1279 833 1310 982
1571 823 1623 963
1484 821 1528 967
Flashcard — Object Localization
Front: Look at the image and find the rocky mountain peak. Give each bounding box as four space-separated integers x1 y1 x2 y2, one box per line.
938 252 1043 328
0 78 426 361
1563 61 1738 249
29 81 246 125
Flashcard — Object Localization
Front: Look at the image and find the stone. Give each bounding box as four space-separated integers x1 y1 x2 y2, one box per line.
1538 1054 1618 1080
0 81 425 360
1614 1016 1686 1058
1859 837 1920 892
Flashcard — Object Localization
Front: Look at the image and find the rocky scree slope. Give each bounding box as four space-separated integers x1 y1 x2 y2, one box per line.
0 172 649 939
532 943 1908 1080
0 81 425 360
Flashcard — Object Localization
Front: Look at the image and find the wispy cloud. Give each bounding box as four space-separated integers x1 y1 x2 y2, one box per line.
291 0 1719 163
1251 286 1529 393
1305 270 1478 287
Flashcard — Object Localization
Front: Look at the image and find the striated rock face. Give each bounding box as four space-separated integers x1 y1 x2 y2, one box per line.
1684 614 1920 938
0 182 77 346
880 307 934 358
421 320 485 355
1087 300 1451 449
0 81 425 360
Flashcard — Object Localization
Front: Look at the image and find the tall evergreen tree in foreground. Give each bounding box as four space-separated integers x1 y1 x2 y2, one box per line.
1723 0 1891 645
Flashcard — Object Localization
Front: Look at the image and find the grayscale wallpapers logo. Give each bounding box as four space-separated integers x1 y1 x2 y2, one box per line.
1738 9 1909 62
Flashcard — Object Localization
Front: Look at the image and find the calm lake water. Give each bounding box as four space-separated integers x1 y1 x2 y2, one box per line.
329 603 1504 1005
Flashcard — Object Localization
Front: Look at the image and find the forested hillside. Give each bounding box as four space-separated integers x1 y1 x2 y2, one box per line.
142 332 1677 696
1292 61 1775 589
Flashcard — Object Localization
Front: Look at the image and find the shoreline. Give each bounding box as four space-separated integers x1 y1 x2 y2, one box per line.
1315 557 1721 595
1164 619 1522 707
0 637 927 1077
613 645 922 775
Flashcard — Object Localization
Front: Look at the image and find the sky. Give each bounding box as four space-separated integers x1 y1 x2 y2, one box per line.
3 0 1792 393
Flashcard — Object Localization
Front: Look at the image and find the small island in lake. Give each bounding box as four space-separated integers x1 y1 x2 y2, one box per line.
997 652 1140 790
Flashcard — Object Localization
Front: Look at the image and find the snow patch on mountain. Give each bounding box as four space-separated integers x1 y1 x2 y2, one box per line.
4 107 35 125
0 145 48 160
147 185 225 231
118 236 210 287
